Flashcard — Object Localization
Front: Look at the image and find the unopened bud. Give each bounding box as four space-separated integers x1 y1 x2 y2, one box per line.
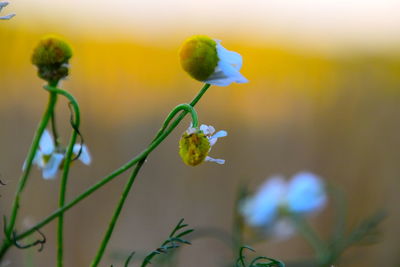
179 131 211 166
31 35 72 83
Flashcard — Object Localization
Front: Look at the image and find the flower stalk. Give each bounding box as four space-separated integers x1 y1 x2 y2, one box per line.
91 96 201 267
2 81 59 253
0 84 210 260
90 159 145 267
44 85 82 267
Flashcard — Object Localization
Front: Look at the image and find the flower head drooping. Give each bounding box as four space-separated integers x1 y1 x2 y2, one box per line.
240 172 327 239
179 124 227 166
179 35 248 86
23 130 91 180
31 35 73 83
0 2 15 20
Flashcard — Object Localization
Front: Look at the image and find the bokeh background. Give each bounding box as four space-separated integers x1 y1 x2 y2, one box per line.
1 0 400 266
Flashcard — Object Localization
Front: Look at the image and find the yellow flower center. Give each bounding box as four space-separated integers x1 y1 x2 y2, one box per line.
31 35 73 83
179 35 219 81
32 35 72 67
179 132 211 166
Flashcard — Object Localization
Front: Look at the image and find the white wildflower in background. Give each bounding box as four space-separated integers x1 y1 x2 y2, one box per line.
180 35 248 86
179 124 227 166
240 172 327 239
23 130 91 179
0 2 15 20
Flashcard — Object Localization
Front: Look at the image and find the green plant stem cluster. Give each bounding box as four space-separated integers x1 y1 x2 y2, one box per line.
291 210 386 266
0 83 209 267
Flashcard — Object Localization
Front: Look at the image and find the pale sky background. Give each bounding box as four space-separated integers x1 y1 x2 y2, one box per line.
8 0 400 51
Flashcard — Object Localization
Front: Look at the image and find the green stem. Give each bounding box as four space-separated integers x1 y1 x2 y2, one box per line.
291 215 329 265
51 104 60 147
159 103 199 134
2 82 59 254
90 92 203 266
232 183 247 253
57 131 78 267
90 160 145 267
49 86 81 267
5 84 210 257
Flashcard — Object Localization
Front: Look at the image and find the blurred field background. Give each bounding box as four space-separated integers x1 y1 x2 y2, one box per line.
1 0 400 266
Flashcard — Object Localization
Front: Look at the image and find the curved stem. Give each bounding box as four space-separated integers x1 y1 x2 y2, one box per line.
157 103 199 137
44 85 80 120
46 86 81 267
9 84 210 253
91 93 202 266
2 83 58 254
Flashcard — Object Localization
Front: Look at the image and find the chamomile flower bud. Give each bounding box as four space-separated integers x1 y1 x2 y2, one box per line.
31 36 72 83
179 131 210 166
179 35 248 86
179 124 227 166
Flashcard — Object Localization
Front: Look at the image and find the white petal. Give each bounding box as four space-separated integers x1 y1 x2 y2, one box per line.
208 125 216 135
186 123 197 134
213 130 227 139
203 41 248 86
268 218 296 241
287 172 327 214
33 151 46 168
0 13 14 19
39 130 54 155
240 176 286 227
199 124 215 135
205 156 225 164
23 151 45 171
208 138 218 147
205 61 248 86
209 131 226 146
73 144 91 165
204 67 233 86
215 41 243 70
218 61 248 84
207 127 226 147
42 153 64 180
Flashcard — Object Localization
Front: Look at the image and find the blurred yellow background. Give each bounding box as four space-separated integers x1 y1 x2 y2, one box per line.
0 0 400 266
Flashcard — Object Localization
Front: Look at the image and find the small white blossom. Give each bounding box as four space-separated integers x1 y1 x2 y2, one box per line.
23 130 91 180
179 123 227 166
204 40 248 86
193 124 227 164
0 2 15 20
240 172 327 239
180 35 248 86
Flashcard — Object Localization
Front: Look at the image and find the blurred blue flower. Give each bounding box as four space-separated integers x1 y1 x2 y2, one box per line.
240 172 327 239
